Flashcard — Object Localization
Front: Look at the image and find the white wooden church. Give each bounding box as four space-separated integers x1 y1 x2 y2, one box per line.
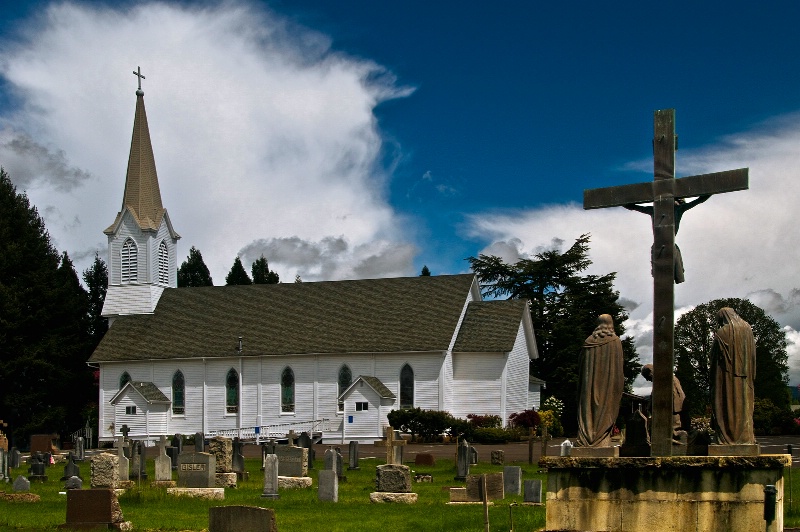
89 83 540 443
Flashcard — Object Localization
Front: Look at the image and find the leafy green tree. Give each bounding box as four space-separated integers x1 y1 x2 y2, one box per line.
83 252 108 347
177 246 214 287
251 255 279 284
225 256 252 285
0 169 94 445
468 234 639 434
675 297 789 418
420 265 431 276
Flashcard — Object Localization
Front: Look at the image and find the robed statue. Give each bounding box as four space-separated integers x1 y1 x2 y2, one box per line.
711 307 757 445
577 314 624 447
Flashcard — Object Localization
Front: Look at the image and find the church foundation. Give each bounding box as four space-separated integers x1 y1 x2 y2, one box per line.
540 455 789 532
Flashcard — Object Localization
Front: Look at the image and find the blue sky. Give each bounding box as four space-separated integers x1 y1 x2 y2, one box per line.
2 1 800 384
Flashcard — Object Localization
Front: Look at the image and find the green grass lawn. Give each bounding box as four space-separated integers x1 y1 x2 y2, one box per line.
0 457 547 531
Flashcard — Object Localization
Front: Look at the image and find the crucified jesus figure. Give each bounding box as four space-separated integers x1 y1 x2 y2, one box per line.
624 194 710 284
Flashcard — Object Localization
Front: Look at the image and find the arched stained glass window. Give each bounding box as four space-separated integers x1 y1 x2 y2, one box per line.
281 367 295 413
400 364 414 409
337 365 352 412
158 240 169 285
121 239 138 283
119 371 131 389
172 370 185 415
226 368 239 414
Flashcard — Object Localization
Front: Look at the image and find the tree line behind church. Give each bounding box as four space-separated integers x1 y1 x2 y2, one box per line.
177 246 280 287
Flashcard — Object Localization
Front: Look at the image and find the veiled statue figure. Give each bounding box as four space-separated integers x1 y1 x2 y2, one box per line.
577 314 624 447
711 307 757 445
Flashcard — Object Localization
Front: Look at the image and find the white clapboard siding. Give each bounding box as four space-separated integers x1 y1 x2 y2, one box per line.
504 322 530 419
450 352 505 420
205 358 240 432
147 222 178 288
374 353 444 412
342 385 380 439
442 352 454 414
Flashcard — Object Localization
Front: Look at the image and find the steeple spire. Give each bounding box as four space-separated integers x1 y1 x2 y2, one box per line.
104 67 174 236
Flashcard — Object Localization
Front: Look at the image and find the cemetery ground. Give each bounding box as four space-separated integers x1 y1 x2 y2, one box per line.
0 444 546 531
3 437 800 530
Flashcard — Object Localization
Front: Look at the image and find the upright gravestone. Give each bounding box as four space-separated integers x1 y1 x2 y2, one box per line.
28 455 47 482
347 440 360 470
275 445 308 477
115 437 129 482
455 438 470 481
13 475 30 492
261 454 279 500
504 466 521 496
63 488 130 530
154 436 173 482
369 463 417 503
61 452 81 481
298 432 315 468
523 479 543 504
168 434 182 471
491 450 505 465
9 447 21 469
131 441 147 480
324 448 338 474
469 446 478 465
318 469 338 502
195 432 205 452
64 475 83 490
232 438 246 479
466 473 504 502
335 447 345 481
75 437 85 462
177 451 216 488
0 448 6 481
208 506 278 532
374 426 406 465
209 437 236 488
90 453 119 488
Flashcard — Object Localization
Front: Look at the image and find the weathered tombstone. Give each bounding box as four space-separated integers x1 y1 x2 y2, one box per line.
28 455 47 482
455 438 470 481
42 451 52 467
261 454 279 500
323 448 337 474
177 452 216 488
298 432 315 467
64 475 83 490
208 437 233 473
466 472 504 502
114 437 129 482
195 432 205 452
523 479 543 503
9 447 21 469
0 448 6 481
414 453 436 467
335 447 345 481
90 453 119 488
154 436 173 482
583 109 749 456
370 463 417 503
75 437 85 462
491 450 504 465
209 505 278 532
61 452 81 481
231 438 246 480
469 446 478 465
275 445 308 477
120 424 130 443
131 441 147 480
318 469 338 502
374 426 406 465
504 465 521 495
63 488 130 530
347 440 360 470
13 475 30 492
168 434 182 471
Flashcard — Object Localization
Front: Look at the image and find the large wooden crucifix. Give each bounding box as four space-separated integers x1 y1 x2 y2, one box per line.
583 109 748 456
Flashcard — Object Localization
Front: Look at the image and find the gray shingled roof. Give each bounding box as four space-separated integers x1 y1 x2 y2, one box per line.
90 274 478 362
453 299 528 352
112 381 170 404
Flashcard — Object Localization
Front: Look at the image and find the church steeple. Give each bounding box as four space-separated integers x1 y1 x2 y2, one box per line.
101 68 180 323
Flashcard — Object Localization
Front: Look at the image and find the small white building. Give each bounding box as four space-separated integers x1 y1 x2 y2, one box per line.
89 85 540 443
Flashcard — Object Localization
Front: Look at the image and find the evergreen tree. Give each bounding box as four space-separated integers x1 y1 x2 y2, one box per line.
83 252 108 347
468 234 639 434
675 297 789 417
225 256 252 285
420 265 431 276
251 255 280 284
177 246 214 287
0 169 94 445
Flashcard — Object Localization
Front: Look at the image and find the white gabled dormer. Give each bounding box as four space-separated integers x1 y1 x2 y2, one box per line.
101 69 180 325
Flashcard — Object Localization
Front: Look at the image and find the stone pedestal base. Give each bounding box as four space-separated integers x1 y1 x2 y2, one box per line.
150 480 176 488
166 487 225 500
571 446 620 458
708 443 760 456
278 476 312 489
215 472 237 488
117 480 134 489
540 455 789 532
369 492 418 503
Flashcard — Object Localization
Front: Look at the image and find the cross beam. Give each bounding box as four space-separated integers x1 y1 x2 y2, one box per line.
374 426 405 464
583 109 748 456
132 66 146 91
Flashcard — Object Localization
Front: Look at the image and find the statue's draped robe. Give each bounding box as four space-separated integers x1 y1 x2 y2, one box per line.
711 307 757 445
577 317 624 447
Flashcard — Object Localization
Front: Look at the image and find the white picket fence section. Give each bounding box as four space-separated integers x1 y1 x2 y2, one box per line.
206 418 332 443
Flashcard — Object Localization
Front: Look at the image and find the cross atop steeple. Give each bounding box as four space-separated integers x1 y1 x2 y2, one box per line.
132 66 145 95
